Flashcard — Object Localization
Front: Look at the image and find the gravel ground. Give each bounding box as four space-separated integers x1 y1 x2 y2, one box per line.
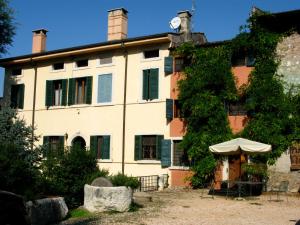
61 189 300 225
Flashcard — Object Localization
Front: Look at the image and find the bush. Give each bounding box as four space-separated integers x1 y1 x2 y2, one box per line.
41 145 107 209
0 144 42 200
109 173 140 190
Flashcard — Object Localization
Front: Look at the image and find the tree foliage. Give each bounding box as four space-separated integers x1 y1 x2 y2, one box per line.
0 107 42 200
0 0 15 56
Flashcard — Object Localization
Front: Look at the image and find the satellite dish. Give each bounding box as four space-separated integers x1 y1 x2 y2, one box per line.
169 17 181 30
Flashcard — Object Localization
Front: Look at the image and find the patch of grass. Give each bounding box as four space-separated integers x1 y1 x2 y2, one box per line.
69 208 94 218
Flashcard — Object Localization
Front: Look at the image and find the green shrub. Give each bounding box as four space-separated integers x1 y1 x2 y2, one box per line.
109 173 140 190
41 145 107 209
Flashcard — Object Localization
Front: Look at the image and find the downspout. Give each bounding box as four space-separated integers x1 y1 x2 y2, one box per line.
121 42 128 174
31 60 37 150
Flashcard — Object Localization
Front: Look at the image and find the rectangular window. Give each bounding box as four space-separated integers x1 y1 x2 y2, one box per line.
43 136 64 157
11 68 22 76
98 74 112 103
90 135 110 159
142 68 159 100
52 62 64 70
10 84 24 109
45 79 67 107
68 77 92 105
144 49 159 59
135 135 163 160
173 140 190 167
99 56 112 65
75 59 88 68
175 58 184 72
174 100 182 118
227 100 247 116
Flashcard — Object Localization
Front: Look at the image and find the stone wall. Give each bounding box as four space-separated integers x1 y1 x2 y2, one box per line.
277 33 300 89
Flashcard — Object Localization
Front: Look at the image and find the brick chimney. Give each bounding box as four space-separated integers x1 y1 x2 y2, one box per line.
177 11 192 41
32 29 48 53
107 8 128 41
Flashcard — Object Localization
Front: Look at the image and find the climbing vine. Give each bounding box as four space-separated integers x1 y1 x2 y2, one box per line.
176 12 300 186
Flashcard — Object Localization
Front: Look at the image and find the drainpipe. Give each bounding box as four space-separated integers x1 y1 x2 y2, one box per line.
31 61 38 150
121 42 128 174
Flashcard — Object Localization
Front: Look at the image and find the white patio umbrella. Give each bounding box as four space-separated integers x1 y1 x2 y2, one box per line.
209 138 272 155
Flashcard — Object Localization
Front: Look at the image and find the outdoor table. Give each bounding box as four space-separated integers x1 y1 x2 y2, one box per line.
233 180 264 198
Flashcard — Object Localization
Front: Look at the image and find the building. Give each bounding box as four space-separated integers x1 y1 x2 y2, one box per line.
0 8 206 187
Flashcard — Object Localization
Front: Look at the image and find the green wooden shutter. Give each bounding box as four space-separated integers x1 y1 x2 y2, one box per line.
90 136 98 158
68 78 75 105
166 99 174 120
161 139 171 168
149 68 159 100
10 85 17 108
43 136 50 157
164 57 173 74
101 135 110 159
45 80 54 107
85 76 93 104
18 84 25 109
142 70 149 100
134 135 142 160
61 79 68 106
156 135 163 160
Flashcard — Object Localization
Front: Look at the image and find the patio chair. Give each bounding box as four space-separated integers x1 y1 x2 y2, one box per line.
269 180 289 202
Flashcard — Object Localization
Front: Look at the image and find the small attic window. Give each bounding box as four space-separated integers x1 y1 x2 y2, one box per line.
75 59 88 68
144 49 159 59
11 68 22 76
52 62 64 70
99 56 112 65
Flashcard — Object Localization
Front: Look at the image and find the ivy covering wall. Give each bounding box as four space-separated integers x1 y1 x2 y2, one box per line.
176 13 300 186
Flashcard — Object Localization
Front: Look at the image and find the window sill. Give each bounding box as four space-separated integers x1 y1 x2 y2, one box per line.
94 102 114 107
50 69 66 73
135 160 161 164
138 99 162 104
11 75 24 79
46 105 67 110
141 57 161 63
96 63 115 68
97 159 112 163
169 166 190 170
69 104 91 108
73 66 90 71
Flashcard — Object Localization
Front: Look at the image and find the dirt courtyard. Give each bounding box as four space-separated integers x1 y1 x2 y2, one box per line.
62 189 300 225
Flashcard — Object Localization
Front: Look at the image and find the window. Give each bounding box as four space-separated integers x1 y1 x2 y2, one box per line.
75 59 88 68
43 136 64 157
173 140 190 167
52 62 64 70
232 50 255 67
226 100 247 116
45 80 68 107
290 141 300 170
142 68 159 100
68 76 92 105
11 68 22 76
10 84 24 109
90 135 110 159
99 56 112 65
174 100 182 118
134 135 163 160
97 74 112 103
175 58 184 72
144 49 159 59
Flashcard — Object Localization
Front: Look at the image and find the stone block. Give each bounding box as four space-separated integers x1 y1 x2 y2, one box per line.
84 184 132 213
26 197 68 225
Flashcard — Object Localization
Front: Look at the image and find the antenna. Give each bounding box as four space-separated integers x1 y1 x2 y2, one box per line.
191 0 196 32
169 17 181 32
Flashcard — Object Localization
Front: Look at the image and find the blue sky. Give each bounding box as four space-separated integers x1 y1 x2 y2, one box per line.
0 0 300 95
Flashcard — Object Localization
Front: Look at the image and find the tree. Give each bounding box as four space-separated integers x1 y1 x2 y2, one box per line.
0 0 15 56
0 107 42 200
